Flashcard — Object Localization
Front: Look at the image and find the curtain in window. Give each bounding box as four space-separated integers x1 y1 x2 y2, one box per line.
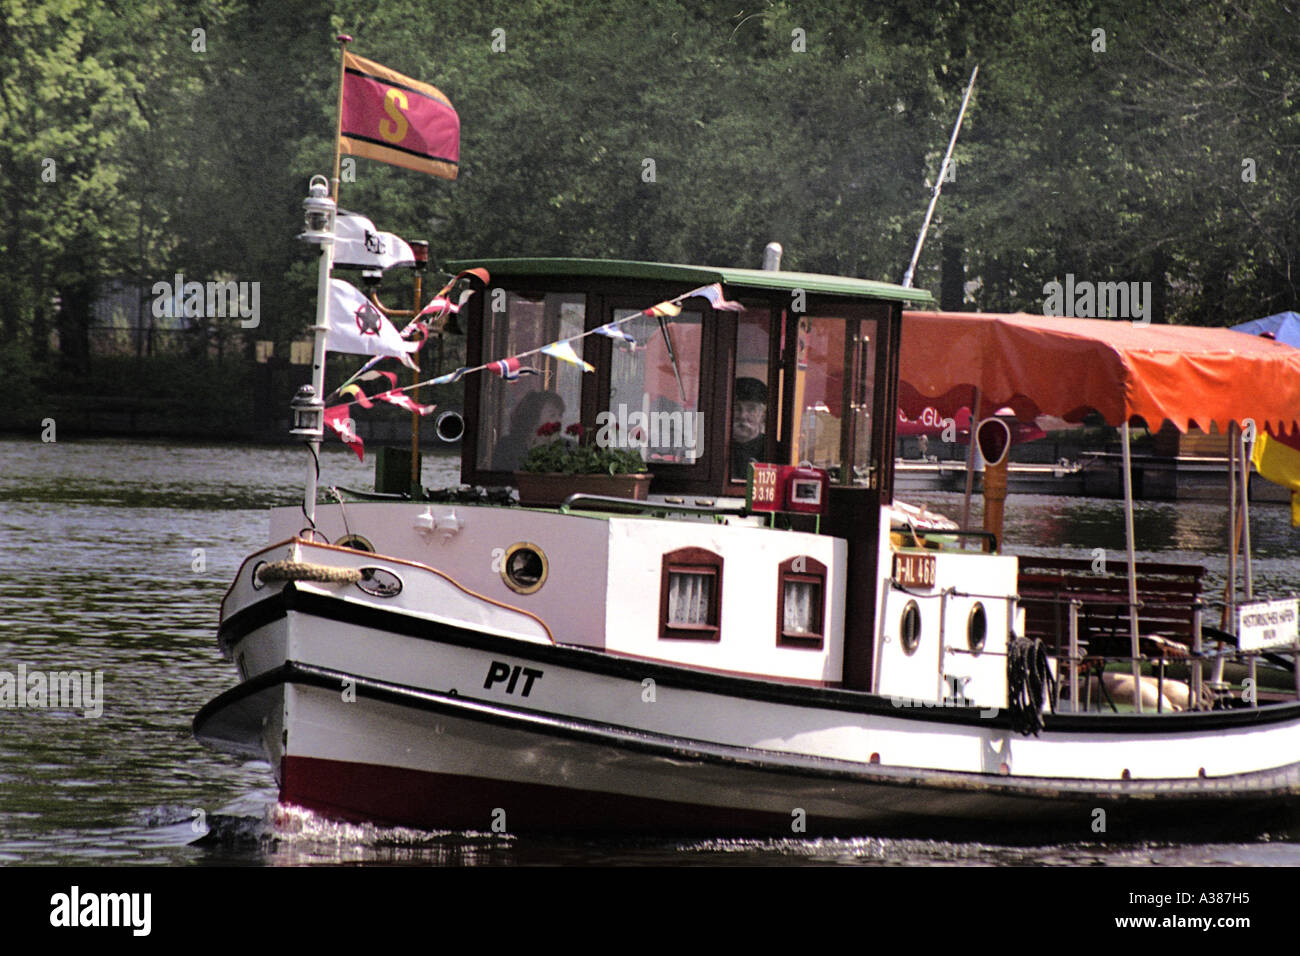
783 579 817 633
668 571 713 625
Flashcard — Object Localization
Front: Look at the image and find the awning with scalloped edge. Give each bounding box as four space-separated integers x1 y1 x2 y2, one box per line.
900 311 1300 435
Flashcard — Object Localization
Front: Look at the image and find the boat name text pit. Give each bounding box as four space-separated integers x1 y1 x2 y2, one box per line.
484 660 543 697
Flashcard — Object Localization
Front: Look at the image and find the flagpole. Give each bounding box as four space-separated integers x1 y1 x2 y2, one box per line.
332 34 352 202
410 253 425 495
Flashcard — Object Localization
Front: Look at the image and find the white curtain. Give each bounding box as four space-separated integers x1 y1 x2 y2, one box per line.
783 580 817 633
669 572 713 625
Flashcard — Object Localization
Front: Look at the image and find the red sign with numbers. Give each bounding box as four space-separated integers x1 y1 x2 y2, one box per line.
746 463 829 515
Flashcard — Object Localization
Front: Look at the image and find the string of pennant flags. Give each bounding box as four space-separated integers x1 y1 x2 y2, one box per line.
321 281 743 459
408 281 743 390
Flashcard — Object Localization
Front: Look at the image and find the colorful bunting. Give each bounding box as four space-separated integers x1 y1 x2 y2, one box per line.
489 356 537 381
686 283 745 312
427 366 472 386
324 405 365 460
358 370 399 388
373 390 437 415
417 296 461 318
644 300 682 318
331 280 725 414
338 384 374 408
593 322 637 346
540 340 595 373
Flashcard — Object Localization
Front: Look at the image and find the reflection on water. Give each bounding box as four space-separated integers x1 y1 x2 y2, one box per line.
0 437 1297 865
909 491 1300 601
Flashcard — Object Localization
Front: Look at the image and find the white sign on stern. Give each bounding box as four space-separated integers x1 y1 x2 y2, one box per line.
1236 598 1300 652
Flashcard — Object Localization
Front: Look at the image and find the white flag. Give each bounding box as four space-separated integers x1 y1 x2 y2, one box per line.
332 211 415 271
327 279 420 369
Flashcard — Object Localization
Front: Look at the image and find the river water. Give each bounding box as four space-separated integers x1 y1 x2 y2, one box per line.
2 436 1298 866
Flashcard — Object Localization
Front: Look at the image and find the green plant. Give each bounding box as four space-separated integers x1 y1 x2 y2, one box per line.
520 422 647 475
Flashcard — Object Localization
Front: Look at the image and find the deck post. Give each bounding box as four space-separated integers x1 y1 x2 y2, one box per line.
1219 423 1238 688
1294 625 1299 701
1240 424 1253 600
960 388 981 539
1226 423 1238 622
1191 604 1203 711
1068 598 1080 713
1121 422 1142 712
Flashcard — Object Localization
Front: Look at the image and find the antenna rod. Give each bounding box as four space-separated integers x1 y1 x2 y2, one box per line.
901 65 978 289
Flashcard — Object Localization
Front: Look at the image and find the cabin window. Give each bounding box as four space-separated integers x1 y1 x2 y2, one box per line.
659 547 723 640
607 309 704 465
475 291 586 473
731 310 774 482
791 317 846 473
789 314 879 486
777 556 826 648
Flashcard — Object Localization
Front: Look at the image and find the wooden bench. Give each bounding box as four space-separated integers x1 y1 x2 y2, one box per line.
1016 556 1206 661
1017 556 1215 711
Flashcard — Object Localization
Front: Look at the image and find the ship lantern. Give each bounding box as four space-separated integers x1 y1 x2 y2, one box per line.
290 384 324 440
299 175 336 244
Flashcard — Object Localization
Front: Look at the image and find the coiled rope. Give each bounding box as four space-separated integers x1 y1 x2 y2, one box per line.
256 560 363 585
1007 637 1055 736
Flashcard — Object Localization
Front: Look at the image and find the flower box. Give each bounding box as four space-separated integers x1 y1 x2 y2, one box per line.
514 471 653 508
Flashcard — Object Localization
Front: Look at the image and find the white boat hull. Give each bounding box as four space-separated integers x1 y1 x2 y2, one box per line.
197 552 1300 839
197 660 1300 839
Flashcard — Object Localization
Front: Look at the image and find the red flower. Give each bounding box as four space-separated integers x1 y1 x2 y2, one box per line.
537 421 561 437
565 422 584 437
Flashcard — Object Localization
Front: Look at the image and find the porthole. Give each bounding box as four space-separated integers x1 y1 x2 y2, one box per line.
501 542 548 594
967 603 987 655
336 534 375 553
900 600 922 655
356 567 402 598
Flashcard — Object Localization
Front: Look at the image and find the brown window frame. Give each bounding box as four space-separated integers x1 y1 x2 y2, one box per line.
659 546 724 641
725 301 783 490
777 555 827 649
462 276 733 494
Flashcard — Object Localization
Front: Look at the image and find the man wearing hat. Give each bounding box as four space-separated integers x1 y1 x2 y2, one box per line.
731 376 769 480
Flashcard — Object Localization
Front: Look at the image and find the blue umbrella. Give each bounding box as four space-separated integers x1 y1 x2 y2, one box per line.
1231 311 1300 347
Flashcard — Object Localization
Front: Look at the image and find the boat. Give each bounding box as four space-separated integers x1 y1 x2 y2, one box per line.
192 197 1300 840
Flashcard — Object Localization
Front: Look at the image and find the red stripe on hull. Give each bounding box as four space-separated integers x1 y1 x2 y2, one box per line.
281 755 794 835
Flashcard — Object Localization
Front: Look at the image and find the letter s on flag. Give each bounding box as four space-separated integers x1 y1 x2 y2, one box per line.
380 88 409 143
338 50 460 180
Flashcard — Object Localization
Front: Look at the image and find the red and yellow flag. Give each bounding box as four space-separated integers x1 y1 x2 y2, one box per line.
1252 428 1300 526
339 51 459 180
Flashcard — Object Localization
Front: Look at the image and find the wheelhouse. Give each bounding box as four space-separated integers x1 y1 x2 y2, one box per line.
451 257 931 500
448 257 933 690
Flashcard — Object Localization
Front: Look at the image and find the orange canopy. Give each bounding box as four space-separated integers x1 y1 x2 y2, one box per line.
900 311 1300 435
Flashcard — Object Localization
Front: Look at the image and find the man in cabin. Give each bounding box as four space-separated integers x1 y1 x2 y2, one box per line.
730 376 768 480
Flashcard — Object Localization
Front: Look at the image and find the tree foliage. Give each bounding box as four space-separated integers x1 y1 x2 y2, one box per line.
1 0 1297 426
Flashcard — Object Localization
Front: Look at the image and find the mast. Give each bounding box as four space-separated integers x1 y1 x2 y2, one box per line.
901 65 978 290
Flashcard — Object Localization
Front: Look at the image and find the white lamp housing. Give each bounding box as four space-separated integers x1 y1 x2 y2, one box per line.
299 175 336 244
290 384 324 440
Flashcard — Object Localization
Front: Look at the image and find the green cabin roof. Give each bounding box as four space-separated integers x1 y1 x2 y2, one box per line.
441 257 933 305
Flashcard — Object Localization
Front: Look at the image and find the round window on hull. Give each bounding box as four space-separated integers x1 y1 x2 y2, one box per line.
968 602 987 655
502 542 548 594
336 534 375 553
900 601 921 655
